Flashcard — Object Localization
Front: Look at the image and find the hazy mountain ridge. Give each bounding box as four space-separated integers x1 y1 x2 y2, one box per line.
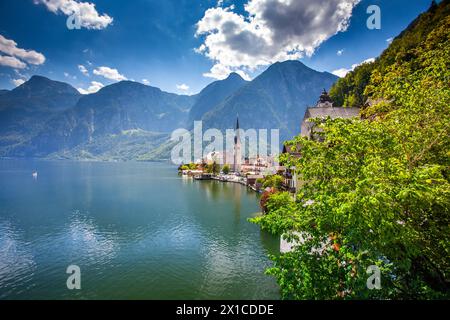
0 76 82 153
201 61 338 142
0 61 338 161
8 80 196 157
189 72 248 124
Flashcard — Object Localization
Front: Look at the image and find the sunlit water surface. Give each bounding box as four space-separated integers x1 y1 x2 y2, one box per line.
0 160 279 299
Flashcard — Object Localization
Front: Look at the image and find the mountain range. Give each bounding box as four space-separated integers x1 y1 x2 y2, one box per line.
0 60 337 161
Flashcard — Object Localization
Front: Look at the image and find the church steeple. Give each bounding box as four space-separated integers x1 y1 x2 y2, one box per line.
316 89 334 108
233 116 242 173
234 116 240 144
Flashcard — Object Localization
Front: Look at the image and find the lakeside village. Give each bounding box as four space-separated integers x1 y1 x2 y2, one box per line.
178 89 360 200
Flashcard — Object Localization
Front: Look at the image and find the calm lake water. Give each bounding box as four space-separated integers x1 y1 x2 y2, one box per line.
0 160 280 300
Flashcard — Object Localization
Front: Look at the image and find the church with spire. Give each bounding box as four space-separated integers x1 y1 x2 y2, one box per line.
233 116 242 173
300 89 360 139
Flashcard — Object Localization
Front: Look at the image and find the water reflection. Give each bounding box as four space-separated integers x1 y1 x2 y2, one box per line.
65 210 119 265
0 220 36 299
0 160 280 299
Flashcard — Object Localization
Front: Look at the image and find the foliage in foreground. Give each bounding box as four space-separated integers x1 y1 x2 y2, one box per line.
262 175 285 190
252 15 450 299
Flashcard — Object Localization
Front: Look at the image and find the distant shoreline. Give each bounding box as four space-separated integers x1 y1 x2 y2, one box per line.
0 157 172 164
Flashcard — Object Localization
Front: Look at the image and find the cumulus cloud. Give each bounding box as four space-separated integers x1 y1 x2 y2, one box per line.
332 68 351 78
337 49 345 56
332 57 375 78
34 0 113 30
78 64 89 76
93 66 127 81
196 0 360 79
176 84 190 91
0 55 27 69
203 63 251 81
78 81 104 94
12 79 26 87
0 34 45 68
142 79 150 85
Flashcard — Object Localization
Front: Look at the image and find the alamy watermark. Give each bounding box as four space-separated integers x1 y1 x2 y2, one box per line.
66 265 81 290
366 265 382 290
170 121 280 166
367 5 381 30
67 10 82 30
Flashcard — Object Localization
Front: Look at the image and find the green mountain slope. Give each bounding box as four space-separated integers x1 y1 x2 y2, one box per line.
330 0 450 107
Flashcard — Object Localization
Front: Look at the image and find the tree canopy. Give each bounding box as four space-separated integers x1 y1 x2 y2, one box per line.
252 12 450 299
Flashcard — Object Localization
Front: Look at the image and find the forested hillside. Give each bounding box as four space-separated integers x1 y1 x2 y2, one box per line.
329 0 449 107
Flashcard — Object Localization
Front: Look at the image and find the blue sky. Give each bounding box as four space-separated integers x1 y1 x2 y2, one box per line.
0 0 434 94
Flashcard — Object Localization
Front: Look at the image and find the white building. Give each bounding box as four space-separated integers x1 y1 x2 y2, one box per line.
233 117 242 173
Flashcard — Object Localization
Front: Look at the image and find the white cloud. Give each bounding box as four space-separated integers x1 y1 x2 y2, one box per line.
386 37 394 44
331 68 350 78
203 64 251 81
0 55 27 69
34 0 113 30
93 66 127 81
337 49 345 56
332 57 375 78
0 34 45 67
12 79 26 87
176 84 190 91
196 0 360 79
78 64 89 76
142 79 150 85
78 81 104 94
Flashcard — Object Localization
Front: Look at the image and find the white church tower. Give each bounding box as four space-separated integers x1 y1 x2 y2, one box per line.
233 117 242 173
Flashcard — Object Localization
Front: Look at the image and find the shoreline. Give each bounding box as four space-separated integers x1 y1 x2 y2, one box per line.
183 172 263 194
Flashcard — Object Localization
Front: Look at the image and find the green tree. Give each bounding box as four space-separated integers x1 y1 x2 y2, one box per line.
329 61 375 107
222 164 230 175
262 175 284 190
206 161 220 175
252 16 450 299
188 163 198 170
